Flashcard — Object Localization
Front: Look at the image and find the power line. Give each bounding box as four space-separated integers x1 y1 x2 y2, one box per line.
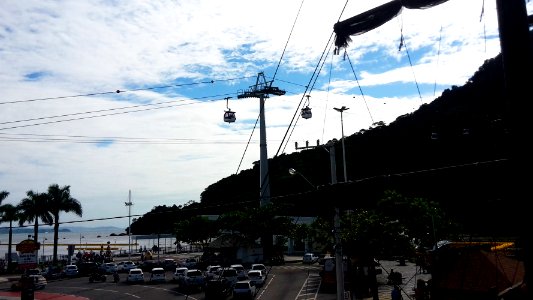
0 77 253 105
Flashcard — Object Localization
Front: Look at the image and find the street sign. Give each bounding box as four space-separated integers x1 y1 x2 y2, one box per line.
18 252 37 269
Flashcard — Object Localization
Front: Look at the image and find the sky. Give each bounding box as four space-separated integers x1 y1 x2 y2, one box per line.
1 0 532 230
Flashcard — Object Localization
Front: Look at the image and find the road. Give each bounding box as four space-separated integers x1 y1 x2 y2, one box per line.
0 263 324 300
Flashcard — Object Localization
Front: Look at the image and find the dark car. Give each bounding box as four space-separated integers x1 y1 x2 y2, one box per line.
77 262 99 276
204 278 232 299
140 260 161 272
43 265 63 280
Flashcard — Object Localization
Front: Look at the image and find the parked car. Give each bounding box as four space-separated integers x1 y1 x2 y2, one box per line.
140 260 161 272
182 258 197 268
233 280 257 299
126 268 145 283
25 268 43 276
77 261 99 276
251 263 266 272
303 253 319 264
100 262 118 274
180 269 206 291
11 274 47 291
205 265 222 279
173 267 188 282
43 265 63 280
149 267 166 283
63 264 79 277
219 267 239 286
230 264 246 280
162 258 177 271
246 269 265 287
117 261 137 272
204 278 232 299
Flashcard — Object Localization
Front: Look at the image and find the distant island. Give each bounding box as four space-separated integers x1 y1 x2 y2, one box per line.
0 228 71 234
0 226 124 235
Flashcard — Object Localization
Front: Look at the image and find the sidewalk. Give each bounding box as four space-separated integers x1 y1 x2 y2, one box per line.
316 259 431 300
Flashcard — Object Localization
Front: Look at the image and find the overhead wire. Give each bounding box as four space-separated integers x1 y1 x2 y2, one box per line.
0 77 252 105
398 19 423 103
344 50 375 125
276 0 351 156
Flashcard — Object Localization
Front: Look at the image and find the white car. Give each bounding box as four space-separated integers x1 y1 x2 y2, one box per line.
205 265 222 279
180 269 205 290
117 261 137 272
246 269 265 287
173 267 188 282
63 264 79 277
303 253 319 264
233 280 256 299
251 263 266 272
126 268 144 283
150 267 166 283
230 264 246 280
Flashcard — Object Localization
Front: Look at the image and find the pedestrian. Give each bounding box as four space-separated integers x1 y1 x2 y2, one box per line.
415 279 426 300
391 285 403 300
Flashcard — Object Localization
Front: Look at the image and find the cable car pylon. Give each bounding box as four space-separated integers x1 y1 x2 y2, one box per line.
237 72 285 207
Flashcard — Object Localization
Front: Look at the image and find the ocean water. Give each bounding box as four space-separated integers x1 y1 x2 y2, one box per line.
0 229 178 260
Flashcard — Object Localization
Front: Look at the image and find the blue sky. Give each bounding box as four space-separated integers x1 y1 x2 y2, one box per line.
1 0 531 228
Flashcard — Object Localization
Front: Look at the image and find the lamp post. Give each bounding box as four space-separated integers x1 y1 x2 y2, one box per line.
125 190 133 260
288 168 316 190
333 106 349 182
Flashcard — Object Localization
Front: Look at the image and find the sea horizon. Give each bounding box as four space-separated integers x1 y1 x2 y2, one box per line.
1 227 178 260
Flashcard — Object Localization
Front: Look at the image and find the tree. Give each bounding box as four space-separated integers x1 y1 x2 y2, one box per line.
0 191 21 273
17 190 53 243
47 184 82 265
174 215 218 249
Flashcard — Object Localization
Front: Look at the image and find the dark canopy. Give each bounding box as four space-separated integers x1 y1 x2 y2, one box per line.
333 0 449 50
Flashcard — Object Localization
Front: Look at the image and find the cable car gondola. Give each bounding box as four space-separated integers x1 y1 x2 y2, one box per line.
301 106 312 119
223 97 236 123
224 110 236 123
301 95 312 119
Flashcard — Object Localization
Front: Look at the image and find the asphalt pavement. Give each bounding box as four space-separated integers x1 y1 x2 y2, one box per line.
0 254 431 300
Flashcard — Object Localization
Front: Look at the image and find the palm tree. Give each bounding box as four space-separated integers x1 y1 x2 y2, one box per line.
47 184 82 265
17 190 53 243
0 191 21 273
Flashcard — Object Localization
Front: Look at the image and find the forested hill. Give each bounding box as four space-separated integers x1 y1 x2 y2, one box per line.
198 46 521 237
131 32 531 237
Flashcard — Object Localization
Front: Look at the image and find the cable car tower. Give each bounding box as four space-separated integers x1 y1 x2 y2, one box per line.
237 72 286 207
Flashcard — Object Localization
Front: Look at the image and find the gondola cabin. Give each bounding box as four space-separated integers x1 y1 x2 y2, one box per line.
224 110 236 123
301 106 312 119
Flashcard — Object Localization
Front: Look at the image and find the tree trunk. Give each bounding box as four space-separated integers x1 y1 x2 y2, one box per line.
53 217 60 265
7 221 13 273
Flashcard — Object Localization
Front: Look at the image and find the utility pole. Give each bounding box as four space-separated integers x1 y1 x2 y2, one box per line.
325 139 344 300
125 190 133 260
496 0 531 294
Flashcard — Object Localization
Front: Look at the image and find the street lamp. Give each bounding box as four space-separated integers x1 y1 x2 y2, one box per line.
333 106 349 182
288 168 316 190
125 190 133 260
